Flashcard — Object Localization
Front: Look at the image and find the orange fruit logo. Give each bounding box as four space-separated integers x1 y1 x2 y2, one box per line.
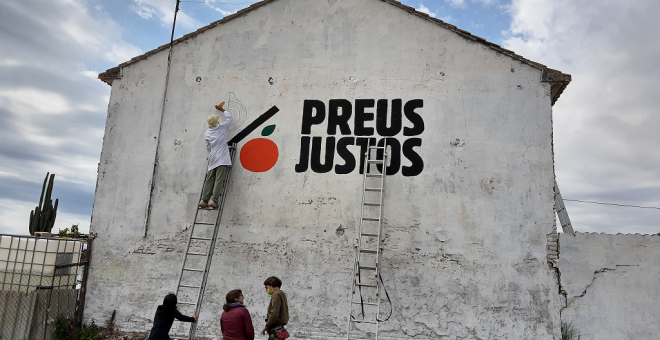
240 124 278 172
227 105 280 173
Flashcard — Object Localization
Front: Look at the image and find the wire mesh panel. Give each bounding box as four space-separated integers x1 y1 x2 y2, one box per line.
0 234 89 340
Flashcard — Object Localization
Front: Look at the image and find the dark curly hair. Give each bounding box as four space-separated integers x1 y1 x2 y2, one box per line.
263 276 282 288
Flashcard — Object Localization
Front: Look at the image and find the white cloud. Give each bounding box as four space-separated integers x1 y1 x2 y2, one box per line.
132 0 201 29
135 3 157 19
0 88 72 115
446 0 466 8
504 0 660 234
205 1 238 17
473 0 498 5
0 59 23 67
0 198 90 236
0 199 38 236
439 15 455 23
0 0 139 235
81 70 99 81
416 4 437 18
104 43 143 65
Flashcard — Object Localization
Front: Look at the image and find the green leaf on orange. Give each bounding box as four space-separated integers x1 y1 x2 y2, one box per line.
262 125 276 136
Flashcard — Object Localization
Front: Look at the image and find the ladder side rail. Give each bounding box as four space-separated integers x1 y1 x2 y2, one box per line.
187 143 236 340
175 159 211 295
556 197 573 233
175 231 195 296
348 139 375 340
355 140 374 284
194 143 236 313
346 245 360 340
374 139 387 339
554 180 575 235
356 140 375 269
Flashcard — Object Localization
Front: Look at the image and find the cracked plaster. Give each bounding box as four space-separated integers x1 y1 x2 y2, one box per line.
558 232 660 339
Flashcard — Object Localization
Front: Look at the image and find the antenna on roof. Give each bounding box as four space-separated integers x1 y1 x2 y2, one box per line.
143 0 181 237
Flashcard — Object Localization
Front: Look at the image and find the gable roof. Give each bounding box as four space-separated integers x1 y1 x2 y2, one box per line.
98 0 571 105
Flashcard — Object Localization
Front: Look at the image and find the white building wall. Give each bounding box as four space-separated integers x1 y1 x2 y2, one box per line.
87 0 563 339
558 232 660 340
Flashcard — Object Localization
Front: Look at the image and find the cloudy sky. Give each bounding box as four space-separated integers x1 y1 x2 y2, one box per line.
0 0 658 236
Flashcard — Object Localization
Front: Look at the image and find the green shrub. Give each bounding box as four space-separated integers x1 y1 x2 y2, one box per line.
53 315 74 340
77 320 100 340
53 315 100 340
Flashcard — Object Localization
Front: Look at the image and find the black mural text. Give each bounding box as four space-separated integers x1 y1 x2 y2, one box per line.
295 99 424 176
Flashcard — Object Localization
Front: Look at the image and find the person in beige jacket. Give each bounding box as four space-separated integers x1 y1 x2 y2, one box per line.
261 276 289 339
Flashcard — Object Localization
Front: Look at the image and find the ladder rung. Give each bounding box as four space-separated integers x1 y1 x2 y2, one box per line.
183 268 204 272
363 217 380 222
171 337 188 340
363 202 380 206
367 160 384 164
194 222 214 225
365 188 381 192
366 174 382 178
186 252 208 256
191 237 212 241
352 301 378 306
177 301 196 305
368 146 386 150
360 249 378 254
361 233 378 237
359 266 377 270
178 284 201 289
355 283 377 287
351 320 377 324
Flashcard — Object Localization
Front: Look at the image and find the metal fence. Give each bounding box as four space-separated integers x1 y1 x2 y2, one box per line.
0 234 91 340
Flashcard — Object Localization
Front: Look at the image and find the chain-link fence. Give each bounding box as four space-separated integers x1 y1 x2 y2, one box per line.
0 234 91 340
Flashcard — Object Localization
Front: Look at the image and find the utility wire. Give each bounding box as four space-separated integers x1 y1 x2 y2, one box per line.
564 199 660 210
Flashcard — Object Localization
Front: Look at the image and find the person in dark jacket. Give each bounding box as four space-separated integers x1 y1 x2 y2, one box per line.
261 276 289 340
220 289 255 340
147 293 198 340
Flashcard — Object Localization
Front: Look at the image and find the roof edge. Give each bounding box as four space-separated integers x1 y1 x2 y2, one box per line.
97 0 571 104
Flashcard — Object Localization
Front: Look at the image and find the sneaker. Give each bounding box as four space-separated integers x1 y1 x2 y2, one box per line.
209 200 219 209
198 200 208 208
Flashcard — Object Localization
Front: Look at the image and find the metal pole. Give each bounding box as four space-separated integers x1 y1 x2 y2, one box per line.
144 0 181 236
75 235 94 327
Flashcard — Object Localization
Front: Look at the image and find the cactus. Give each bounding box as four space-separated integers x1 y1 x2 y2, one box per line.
29 173 59 235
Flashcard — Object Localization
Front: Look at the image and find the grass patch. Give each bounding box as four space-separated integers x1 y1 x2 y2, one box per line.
561 320 581 340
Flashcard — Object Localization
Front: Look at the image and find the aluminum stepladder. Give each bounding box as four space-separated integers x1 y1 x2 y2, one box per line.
347 139 390 340
172 143 236 340
553 179 575 235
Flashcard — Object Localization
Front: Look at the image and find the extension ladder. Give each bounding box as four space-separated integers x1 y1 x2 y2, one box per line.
347 140 389 340
553 179 575 235
173 143 236 340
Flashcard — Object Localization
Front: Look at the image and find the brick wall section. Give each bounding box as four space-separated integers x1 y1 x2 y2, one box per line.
547 232 559 267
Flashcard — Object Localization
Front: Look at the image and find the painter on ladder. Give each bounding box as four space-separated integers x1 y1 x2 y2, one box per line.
199 102 233 209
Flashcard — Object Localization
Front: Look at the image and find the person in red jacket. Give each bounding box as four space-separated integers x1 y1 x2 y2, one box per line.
220 289 255 340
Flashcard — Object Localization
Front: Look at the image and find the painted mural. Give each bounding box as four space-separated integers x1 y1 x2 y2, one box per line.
226 98 426 175
295 99 425 176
